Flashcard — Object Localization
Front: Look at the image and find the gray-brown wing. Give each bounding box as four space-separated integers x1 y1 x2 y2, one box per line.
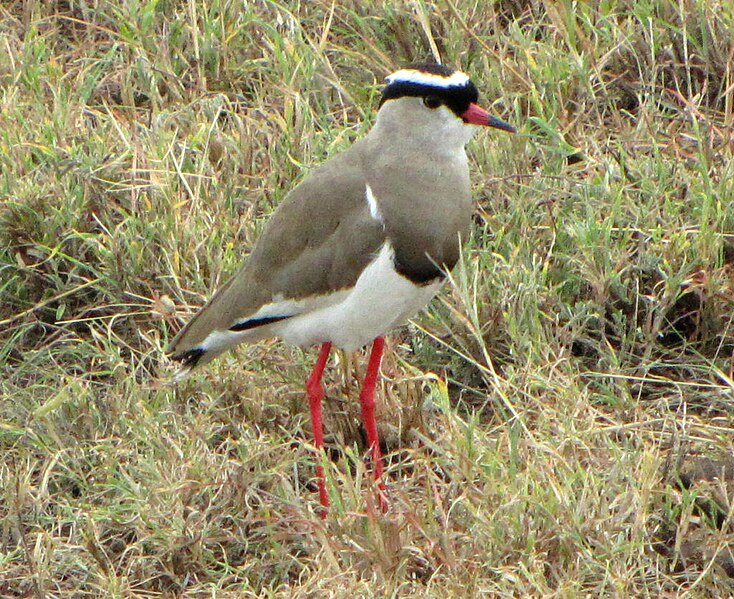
167 143 386 365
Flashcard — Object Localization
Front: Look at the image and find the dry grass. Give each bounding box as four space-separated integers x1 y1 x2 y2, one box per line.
2 0 734 596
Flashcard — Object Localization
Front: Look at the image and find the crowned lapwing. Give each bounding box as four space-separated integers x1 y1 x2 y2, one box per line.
168 63 515 514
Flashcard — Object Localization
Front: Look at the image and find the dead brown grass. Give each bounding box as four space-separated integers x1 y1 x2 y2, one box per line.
1 0 734 596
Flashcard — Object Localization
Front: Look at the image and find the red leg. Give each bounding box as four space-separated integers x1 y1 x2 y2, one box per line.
306 342 332 515
359 336 388 513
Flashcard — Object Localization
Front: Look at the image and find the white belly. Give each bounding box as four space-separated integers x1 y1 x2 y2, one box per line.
273 243 442 351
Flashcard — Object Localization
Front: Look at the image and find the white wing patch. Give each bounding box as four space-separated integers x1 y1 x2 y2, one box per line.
386 69 470 88
365 184 384 225
199 290 351 355
227 289 351 331
274 242 442 351
198 243 442 354
199 329 248 355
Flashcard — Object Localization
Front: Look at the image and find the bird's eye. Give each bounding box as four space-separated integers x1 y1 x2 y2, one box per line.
423 95 442 109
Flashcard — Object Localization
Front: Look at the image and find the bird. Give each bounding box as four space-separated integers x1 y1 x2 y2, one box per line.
167 63 515 515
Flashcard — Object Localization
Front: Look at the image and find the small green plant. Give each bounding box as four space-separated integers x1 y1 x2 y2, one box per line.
1 0 733 595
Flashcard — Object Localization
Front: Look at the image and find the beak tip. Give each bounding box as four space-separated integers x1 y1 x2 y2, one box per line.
486 115 517 134
462 103 515 133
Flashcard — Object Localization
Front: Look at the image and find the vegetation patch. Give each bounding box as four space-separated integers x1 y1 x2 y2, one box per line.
1 0 733 595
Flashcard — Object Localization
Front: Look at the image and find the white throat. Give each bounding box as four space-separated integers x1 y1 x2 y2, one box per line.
372 100 475 158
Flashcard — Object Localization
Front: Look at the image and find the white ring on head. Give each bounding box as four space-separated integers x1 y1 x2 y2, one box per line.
386 69 470 88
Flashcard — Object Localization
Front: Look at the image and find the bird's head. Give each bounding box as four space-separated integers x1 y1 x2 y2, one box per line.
376 63 515 150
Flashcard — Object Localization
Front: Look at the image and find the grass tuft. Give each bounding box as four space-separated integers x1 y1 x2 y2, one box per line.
2 0 734 595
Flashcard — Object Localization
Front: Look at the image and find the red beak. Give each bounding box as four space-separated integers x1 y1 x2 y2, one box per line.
461 103 516 133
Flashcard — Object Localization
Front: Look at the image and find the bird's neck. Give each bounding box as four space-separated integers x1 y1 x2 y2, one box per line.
369 114 475 161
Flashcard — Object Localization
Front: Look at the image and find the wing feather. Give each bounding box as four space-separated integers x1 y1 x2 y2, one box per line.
167 141 386 366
